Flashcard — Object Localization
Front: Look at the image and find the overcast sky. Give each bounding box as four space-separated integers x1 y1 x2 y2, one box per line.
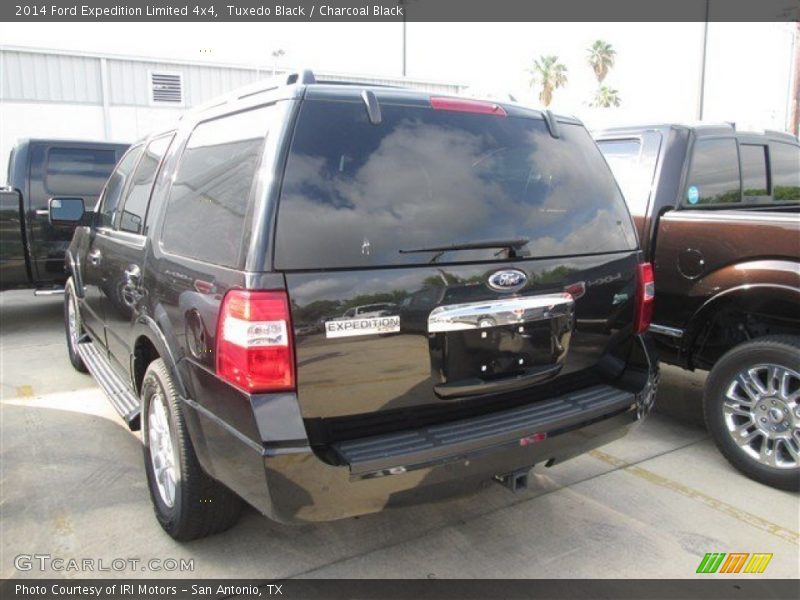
0 22 795 130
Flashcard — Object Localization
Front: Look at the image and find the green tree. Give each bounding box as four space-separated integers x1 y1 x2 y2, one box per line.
528 55 568 108
591 86 622 108
587 40 616 84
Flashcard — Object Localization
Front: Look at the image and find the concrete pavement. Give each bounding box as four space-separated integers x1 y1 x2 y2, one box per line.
1 290 797 579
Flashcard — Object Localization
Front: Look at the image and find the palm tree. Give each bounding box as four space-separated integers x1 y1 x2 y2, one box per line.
528 56 568 108
591 86 622 108
587 40 616 84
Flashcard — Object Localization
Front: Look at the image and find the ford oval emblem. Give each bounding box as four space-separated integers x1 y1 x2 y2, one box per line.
487 269 528 292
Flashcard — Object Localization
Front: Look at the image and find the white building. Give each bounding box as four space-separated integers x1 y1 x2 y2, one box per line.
0 45 467 173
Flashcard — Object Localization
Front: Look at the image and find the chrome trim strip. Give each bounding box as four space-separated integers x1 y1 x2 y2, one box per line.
649 323 684 338
428 293 574 333
665 212 800 225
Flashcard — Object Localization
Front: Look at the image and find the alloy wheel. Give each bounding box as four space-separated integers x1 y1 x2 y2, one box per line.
722 364 800 469
148 391 179 507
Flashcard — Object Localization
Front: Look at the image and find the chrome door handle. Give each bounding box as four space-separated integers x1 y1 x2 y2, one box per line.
88 249 102 266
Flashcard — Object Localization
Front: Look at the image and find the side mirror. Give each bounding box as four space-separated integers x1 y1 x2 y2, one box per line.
48 197 86 225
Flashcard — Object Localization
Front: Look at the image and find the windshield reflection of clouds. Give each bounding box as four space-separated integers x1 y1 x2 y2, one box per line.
277 105 635 269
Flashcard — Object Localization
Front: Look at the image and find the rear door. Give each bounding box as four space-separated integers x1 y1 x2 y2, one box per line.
274 96 640 438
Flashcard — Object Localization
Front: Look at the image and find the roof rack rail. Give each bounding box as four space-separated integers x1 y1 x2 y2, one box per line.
315 79 402 89
184 69 316 117
764 129 799 141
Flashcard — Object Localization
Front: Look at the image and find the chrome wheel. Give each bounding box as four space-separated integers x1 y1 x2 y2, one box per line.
67 288 80 351
723 364 800 469
148 392 178 507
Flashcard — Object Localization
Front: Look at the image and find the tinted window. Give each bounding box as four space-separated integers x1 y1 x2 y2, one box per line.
97 146 143 229
118 135 172 234
45 148 119 196
685 138 740 206
739 144 768 198
597 134 661 217
770 142 800 202
161 106 274 267
275 100 637 270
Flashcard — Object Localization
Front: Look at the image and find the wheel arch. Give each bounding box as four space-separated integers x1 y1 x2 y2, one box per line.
132 316 189 399
685 283 800 369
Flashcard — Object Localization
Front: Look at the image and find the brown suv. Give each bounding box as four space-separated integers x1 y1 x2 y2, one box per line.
596 123 800 491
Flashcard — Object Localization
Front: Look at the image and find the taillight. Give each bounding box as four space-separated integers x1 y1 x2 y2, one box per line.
216 290 295 393
430 96 507 117
634 262 655 335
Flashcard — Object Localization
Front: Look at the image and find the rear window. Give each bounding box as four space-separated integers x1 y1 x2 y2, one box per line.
45 147 119 196
274 100 637 270
770 142 800 202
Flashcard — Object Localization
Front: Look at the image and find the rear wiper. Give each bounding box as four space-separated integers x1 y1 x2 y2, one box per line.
399 238 529 254
399 238 529 263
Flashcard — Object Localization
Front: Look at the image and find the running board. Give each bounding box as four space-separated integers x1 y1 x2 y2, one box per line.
76 340 141 430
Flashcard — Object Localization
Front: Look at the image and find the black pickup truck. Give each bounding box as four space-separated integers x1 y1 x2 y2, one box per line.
1 139 128 293
595 124 800 491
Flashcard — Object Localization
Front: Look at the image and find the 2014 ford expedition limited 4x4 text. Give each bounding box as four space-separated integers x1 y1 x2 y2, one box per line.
59 71 658 540
596 124 800 491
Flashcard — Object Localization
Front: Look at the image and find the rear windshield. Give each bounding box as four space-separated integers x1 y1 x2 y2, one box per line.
45 147 119 196
274 100 637 269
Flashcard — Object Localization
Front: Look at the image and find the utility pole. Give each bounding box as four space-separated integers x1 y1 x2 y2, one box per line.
789 22 800 135
697 0 710 121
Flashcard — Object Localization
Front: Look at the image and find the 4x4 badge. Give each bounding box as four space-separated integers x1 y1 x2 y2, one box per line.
487 269 528 292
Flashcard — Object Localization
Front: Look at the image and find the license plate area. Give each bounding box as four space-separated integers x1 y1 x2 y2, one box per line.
428 293 574 391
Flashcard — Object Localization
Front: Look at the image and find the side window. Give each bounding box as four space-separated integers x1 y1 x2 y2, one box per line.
770 142 800 202
45 147 119 196
739 144 769 199
160 105 275 267
97 146 143 229
117 135 173 235
684 138 740 206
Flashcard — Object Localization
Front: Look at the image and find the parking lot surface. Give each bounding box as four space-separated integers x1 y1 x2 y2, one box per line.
1 290 798 579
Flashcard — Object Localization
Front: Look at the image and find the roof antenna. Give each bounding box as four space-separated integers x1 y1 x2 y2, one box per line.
361 90 382 125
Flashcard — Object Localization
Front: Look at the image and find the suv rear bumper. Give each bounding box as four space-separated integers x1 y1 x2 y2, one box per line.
242 369 657 524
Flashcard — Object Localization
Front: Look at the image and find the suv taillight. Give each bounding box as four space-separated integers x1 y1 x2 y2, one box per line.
216 290 295 393
634 263 655 335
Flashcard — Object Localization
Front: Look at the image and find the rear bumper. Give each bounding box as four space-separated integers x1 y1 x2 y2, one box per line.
253 371 656 524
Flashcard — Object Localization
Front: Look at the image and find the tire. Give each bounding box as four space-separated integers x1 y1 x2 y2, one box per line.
704 335 800 492
64 277 88 373
141 359 242 540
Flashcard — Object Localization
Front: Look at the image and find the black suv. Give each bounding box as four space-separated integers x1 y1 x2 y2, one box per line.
58 70 658 540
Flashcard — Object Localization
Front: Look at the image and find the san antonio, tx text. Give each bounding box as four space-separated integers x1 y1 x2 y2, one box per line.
14 584 283 597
